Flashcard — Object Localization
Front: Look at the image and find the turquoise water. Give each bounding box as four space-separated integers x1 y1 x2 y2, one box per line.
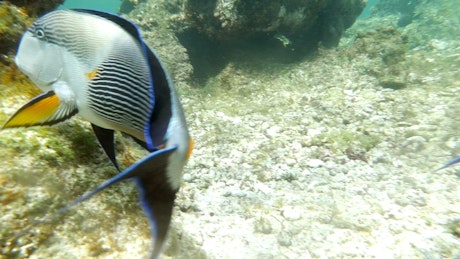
358 0 380 19
59 0 122 13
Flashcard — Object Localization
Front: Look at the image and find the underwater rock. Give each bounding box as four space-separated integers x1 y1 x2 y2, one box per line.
0 0 63 53
121 0 194 85
7 0 64 17
184 0 366 48
119 0 145 14
0 2 30 57
121 0 365 81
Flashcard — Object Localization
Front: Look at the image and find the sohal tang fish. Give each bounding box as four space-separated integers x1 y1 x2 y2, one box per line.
3 9 192 258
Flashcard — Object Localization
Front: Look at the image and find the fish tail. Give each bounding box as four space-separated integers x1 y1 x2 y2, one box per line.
127 147 179 258
135 176 177 259
83 146 178 258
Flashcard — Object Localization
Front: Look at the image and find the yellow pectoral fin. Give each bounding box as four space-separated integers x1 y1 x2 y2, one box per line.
3 91 61 128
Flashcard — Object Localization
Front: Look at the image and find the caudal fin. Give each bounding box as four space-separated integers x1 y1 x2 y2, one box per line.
134 165 178 258
113 145 179 258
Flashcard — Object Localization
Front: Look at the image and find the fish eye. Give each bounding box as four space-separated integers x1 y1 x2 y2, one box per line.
36 28 45 39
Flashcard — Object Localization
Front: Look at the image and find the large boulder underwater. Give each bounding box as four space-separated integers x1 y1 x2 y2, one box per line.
184 0 366 48
120 0 366 83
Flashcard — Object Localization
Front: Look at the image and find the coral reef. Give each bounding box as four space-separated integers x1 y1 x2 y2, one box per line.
0 2 37 101
119 0 145 13
368 0 460 47
0 2 31 54
0 0 63 53
8 0 64 17
404 0 460 47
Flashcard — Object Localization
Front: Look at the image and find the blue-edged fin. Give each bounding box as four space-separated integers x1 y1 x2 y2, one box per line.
438 156 460 171
91 123 119 171
2 90 77 129
134 151 178 258
49 146 178 258
11 146 178 252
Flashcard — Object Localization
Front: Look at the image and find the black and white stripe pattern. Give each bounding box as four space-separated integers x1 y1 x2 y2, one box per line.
87 52 152 133
28 10 114 66
30 10 154 134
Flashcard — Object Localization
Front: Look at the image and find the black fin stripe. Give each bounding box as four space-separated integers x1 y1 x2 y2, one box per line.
145 46 172 149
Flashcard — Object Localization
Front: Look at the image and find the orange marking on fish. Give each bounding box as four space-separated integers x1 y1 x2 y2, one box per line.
86 68 98 80
186 138 194 159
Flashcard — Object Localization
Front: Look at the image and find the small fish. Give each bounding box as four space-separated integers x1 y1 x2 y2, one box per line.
438 156 460 171
3 9 193 258
274 33 291 47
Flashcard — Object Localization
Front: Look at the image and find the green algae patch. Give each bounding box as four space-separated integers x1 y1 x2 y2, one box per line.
312 129 381 155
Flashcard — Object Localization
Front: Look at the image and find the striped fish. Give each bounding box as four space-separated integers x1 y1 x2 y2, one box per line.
3 9 192 258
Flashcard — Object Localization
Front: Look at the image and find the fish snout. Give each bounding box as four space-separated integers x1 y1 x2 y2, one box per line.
15 32 63 90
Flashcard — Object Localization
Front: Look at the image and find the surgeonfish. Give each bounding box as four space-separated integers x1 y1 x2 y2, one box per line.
2 9 193 258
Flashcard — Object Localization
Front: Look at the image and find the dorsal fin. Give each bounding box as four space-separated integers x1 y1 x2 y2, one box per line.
72 9 144 45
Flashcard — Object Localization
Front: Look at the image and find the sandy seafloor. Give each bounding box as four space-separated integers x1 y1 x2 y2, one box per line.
1 6 460 259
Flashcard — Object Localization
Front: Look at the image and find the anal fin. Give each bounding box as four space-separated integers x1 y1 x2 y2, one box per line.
91 124 119 171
